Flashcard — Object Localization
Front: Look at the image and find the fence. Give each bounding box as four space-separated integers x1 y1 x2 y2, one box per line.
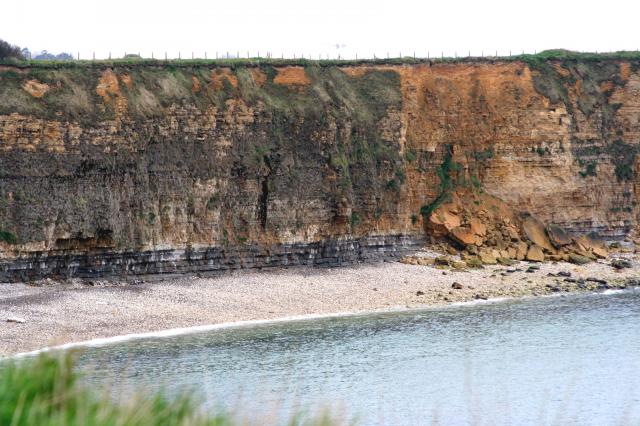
23 48 640 64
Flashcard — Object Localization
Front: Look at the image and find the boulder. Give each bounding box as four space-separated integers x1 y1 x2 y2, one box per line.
434 256 451 266
451 261 467 269
399 256 418 265
478 249 497 265
575 234 606 256
611 258 631 269
451 282 464 289
592 246 608 259
515 241 528 260
497 257 516 266
526 244 545 262
451 226 482 246
547 224 572 248
465 257 484 268
469 218 487 237
429 210 461 235
568 253 591 265
416 258 435 266
522 216 555 252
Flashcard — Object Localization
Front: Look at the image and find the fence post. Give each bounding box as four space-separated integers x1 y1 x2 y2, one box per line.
109 52 111 60
93 52 95 60
179 52 181 59
192 52 194 59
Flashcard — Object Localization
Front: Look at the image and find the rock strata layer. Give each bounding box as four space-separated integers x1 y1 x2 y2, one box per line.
1 58 639 279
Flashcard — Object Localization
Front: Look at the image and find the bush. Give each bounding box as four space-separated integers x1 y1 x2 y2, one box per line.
0 230 17 245
0 39 25 61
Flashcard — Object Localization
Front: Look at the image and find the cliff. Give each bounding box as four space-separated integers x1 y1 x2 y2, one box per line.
1 55 638 280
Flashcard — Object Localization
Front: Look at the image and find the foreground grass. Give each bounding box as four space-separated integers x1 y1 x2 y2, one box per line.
0 353 337 426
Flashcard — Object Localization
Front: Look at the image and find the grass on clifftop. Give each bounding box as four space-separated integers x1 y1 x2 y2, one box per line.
0 353 337 426
2 49 640 69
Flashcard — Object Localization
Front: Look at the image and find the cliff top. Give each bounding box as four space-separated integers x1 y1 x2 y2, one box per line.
2 49 640 70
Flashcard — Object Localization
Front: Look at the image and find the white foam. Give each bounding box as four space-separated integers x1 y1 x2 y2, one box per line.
12 296 515 358
601 289 625 295
11 308 409 358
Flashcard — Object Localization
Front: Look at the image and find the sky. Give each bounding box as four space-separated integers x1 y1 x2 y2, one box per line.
4 0 640 60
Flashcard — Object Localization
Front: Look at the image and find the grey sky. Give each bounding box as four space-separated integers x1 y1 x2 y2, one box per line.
5 0 639 59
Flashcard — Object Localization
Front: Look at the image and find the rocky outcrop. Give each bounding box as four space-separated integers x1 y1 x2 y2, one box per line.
0 57 639 280
425 189 609 265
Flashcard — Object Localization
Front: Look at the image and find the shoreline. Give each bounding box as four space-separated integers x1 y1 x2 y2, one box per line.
12 287 637 359
2 250 638 357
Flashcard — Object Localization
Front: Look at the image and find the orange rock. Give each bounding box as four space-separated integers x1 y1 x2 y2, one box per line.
505 225 520 241
592 246 608 259
273 67 311 86
516 241 528 260
469 217 487 236
526 244 545 262
429 210 461 235
575 234 606 255
522 216 554 252
450 226 482 246
22 79 50 98
478 249 497 264
547 224 572 248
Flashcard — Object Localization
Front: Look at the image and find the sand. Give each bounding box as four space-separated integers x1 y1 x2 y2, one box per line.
1 251 637 356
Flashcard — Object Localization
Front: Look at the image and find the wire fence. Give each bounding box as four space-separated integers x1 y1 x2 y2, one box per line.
18 48 640 64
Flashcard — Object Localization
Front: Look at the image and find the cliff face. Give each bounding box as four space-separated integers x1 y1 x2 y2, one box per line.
0 59 638 280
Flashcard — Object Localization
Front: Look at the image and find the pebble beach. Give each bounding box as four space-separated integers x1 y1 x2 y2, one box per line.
1 250 638 356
